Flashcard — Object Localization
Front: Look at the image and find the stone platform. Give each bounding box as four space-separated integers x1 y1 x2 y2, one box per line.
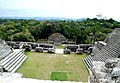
0 72 86 83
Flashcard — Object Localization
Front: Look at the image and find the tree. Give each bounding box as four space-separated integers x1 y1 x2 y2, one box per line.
12 32 35 42
0 18 117 44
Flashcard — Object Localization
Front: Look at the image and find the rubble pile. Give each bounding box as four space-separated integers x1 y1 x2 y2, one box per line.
89 58 120 83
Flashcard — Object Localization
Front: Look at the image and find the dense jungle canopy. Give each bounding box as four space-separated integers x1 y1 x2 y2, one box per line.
0 18 119 44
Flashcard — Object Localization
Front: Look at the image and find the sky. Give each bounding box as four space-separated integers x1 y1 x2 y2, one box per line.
0 0 120 20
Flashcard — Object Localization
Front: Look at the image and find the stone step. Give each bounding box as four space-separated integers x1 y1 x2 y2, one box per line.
0 49 13 60
5 52 24 70
0 49 27 73
0 49 19 64
0 50 22 66
11 56 27 73
8 55 25 72
84 42 120 71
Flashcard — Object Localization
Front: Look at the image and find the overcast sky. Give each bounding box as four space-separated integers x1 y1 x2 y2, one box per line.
0 0 120 20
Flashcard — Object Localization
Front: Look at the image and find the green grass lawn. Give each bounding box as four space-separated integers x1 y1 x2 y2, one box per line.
17 52 89 82
56 46 64 49
50 72 68 81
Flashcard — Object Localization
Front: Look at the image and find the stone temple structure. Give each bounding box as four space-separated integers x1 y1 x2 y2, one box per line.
84 28 120 83
0 39 27 73
1 28 120 83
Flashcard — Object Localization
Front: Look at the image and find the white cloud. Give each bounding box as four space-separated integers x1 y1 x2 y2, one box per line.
0 0 120 20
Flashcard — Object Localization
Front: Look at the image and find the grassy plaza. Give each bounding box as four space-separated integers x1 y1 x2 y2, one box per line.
17 52 89 82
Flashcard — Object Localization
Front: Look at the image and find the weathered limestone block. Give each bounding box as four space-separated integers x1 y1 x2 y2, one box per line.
105 58 120 68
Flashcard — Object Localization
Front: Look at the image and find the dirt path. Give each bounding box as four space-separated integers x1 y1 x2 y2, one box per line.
55 49 63 54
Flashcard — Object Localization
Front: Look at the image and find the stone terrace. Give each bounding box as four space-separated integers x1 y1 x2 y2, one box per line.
0 40 27 73
84 28 120 70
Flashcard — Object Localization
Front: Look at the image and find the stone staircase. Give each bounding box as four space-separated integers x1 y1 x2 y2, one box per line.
84 43 120 70
0 49 27 73
84 28 120 70
0 44 13 61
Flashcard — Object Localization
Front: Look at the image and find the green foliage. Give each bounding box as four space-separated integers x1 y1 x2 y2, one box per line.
12 32 35 42
50 72 68 81
0 18 119 43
